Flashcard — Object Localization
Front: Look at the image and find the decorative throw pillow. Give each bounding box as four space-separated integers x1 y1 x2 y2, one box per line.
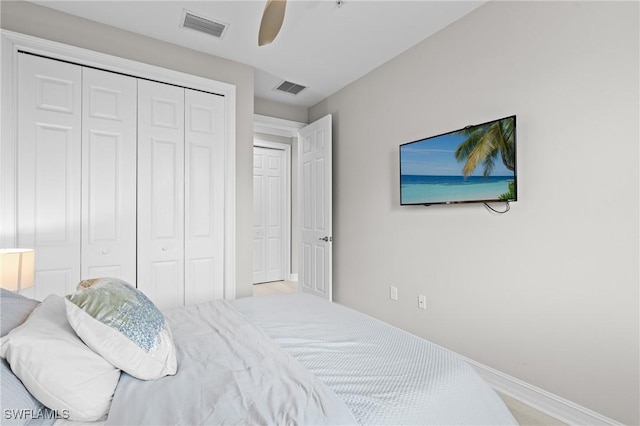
76 277 101 291
64 277 177 380
0 295 120 422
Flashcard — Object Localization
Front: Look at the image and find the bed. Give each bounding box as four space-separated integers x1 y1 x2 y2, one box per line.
1 280 517 425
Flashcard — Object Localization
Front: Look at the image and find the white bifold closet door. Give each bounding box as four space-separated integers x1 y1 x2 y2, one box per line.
137 80 225 310
17 54 225 307
17 54 83 298
17 54 137 299
183 89 225 306
137 81 185 310
81 68 137 283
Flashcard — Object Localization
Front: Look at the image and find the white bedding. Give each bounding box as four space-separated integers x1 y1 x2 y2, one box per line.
232 293 517 425
55 292 516 425
104 298 356 425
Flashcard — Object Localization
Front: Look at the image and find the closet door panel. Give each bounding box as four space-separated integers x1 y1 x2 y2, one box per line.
252 147 285 284
252 150 267 284
265 149 285 282
82 68 137 284
17 54 82 298
184 90 225 305
138 80 185 310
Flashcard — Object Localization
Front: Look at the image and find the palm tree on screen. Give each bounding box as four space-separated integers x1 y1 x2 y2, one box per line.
454 117 515 177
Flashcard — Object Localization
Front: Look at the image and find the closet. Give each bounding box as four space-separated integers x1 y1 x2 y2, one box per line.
16 53 225 310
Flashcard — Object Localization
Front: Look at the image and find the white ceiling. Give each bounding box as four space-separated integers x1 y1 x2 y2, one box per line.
31 0 486 108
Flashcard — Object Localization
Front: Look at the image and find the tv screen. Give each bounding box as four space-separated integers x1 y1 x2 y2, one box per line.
400 115 517 206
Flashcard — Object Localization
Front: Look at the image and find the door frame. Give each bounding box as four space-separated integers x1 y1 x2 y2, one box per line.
253 140 292 282
1 30 237 299
254 114 305 283
254 114 306 139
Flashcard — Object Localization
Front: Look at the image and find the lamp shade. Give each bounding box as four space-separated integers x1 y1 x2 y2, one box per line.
0 249 35 291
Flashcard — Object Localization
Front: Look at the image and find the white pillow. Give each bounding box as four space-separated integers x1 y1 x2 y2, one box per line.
0 295 120 422
65 278 177 381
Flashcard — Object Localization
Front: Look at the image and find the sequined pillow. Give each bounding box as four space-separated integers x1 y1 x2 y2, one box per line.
64 278 177 380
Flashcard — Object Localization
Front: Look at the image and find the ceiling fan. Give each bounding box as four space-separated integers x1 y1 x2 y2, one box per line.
258 0 287 46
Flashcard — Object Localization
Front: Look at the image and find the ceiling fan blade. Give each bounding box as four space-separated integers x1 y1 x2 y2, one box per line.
258 0 287 46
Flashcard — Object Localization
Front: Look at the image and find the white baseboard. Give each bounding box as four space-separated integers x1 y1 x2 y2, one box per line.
460 356 623 426
287 273 298 281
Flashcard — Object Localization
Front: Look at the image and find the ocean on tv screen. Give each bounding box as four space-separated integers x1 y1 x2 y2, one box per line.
400 175 513 204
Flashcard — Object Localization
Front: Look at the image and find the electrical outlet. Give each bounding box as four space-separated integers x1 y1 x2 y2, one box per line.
418 295 426 310
390 286 398 301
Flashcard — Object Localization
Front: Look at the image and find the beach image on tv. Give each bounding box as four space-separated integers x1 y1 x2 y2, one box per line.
400 116 516 205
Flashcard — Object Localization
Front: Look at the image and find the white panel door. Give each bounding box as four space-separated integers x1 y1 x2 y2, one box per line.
137 80 185 310
184 89 225 305
82 68 137 283
17 54 82 298
252 148 267 283
298 115 332 300
253 146 286 284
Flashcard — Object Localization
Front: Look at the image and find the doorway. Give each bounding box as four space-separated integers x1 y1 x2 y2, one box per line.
252 114 333 300
252 141 291 284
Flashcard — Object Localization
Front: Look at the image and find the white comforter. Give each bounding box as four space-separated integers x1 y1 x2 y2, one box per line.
105 300 357 425
233 293 517 425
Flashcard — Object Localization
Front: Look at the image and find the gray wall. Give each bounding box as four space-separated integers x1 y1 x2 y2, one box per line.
1 0 256 298
309 1 639 424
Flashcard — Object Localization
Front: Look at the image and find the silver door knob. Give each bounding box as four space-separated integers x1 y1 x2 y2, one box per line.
318 236 332 242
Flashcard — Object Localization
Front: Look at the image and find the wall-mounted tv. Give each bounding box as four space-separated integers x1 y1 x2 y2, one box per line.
400 115 517 206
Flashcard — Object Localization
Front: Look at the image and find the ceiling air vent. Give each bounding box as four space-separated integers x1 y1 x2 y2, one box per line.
274 80 307 96
181 10 228 39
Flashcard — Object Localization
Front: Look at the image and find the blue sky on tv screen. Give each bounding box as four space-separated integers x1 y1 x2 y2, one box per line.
401 132 512 177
